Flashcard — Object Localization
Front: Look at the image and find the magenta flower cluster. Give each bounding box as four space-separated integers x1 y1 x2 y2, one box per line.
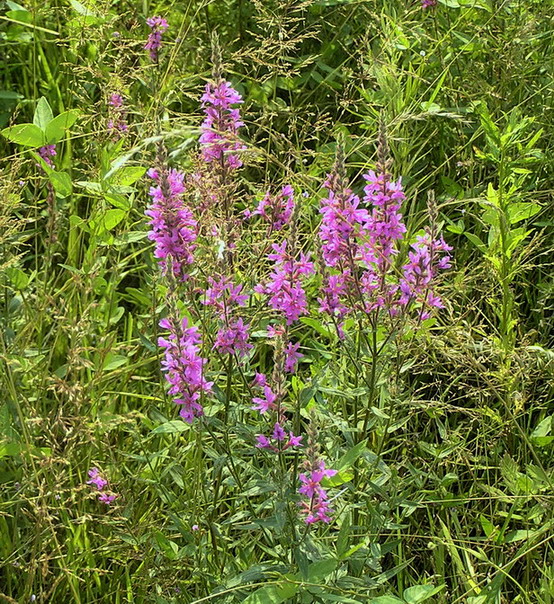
319 167 451 330
246 185 295 231
86 468 117 505
38 144 56 167
421 0 438 8
203 276 252 358
141 67 452 529
158 317 213 423
298 461 337 524
145 16 169 61
107 92 128 136
200 80 246 169
146 168 197 281
255 241 314 325
251 371 302 453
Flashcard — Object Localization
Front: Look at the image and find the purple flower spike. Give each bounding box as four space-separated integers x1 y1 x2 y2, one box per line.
255 241 314 325
158 316 213 423
298 460 337 524
87 467 108 491
98 492 117 505
145 168 197 281
251 185 295 231
199 80 246 169
145 16 169 61
38 144 57 167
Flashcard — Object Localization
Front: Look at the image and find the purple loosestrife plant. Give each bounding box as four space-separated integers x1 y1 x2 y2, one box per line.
421 0 438 8
399 231 452 318
107 92 128 137
38 144 56 167
255 241 314 325
298 422 337 524
246 185 295 232
158 316 213 423
145 16 169 61
203 276 252 358
86 468 117 505
146 168 198 281
199 79 246 170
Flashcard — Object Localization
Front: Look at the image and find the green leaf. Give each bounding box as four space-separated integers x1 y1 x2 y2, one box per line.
5 266 29 290
33 97 53 131
369 597 405 604
0 441 22 459
110 166 147 186
69 0 99 17
151 421 190 434
1 123 45 147
503 529 535 543
507 202 541 224
48 171 73 198
307 558 337 583
92 209 126 233
464 232 488 254
530 416 552 446
102 354 128 371
403 584 445 603
335 439 367 471
242 581 298 604
45 110 79 143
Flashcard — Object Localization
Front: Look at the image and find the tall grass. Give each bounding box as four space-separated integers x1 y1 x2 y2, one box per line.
1 1 553 602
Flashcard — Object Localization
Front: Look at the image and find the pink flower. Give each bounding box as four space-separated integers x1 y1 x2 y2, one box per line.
298 461 337 524
145 168 197 281
252 385 278 414
213 318 253 357
87 468 107 490
199 80 246 169
256 241 314 325
98 492 117 505
145 16 169 61
284 341 303 373
251 185 295 230
158 317 213 423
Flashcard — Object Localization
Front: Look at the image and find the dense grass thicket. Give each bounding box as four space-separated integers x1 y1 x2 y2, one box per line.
1 0 553 602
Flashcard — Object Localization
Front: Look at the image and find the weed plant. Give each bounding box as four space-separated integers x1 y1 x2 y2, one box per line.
0 1 553 603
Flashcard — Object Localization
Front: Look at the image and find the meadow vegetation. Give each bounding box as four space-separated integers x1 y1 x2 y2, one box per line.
0 0 553 602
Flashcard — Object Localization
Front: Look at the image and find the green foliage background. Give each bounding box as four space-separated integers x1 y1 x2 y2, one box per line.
0 0 553 602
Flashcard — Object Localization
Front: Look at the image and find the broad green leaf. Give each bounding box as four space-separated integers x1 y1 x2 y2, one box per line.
480 515 495 538
307 558 337 583
151 421 190 434
0 442 22 459
48 171 73 198
369 597 405 604
92 209 126 233
507 202 541 224
102 354 128 371
6 0 28 9
69 0 99 17
45 110 79 143
5 266 29 290
336 440 367 470
403 584 445 603
530 416 552 446
1 123 44 146
464 232 487 254
33 97 53 130
242 581 298 604
503 529 536 543
110 166 147 186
